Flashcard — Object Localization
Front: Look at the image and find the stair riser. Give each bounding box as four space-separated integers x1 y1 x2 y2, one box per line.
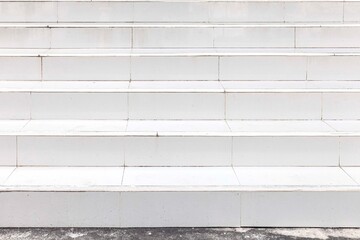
3 26 360 49
0 1 358 23
0 136 358 167
1 92 360 120
0 192 241 227
0 192 122 227
242 192 360 227
0 191 359 227
2 56 360 81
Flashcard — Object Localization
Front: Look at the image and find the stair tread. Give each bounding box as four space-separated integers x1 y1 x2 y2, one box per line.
0 166 359 191
0 81 222 92
222 81 360 92
0 0 349 3
1 81 360 93
0 119 360 136
2 48 360 56
2 23 360 28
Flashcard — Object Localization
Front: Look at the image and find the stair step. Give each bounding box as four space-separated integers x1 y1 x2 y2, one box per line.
0 81 360 120
0 1 358 24
1 48 360 81
0 119 346 135
2 23 360 48
0 166 358 191
2 80 360 92
0 119 359 167
3 47 360 55
0 166 360 227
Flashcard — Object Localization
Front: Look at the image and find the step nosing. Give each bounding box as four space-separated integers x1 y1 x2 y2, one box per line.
2 51 360 57
3 23 360 28
0 132 357 137
0 88 360 93
1 185 360 193
3 90 360 93
0 0 352 3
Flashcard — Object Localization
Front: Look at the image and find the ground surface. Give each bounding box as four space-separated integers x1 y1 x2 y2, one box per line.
0 228 359 240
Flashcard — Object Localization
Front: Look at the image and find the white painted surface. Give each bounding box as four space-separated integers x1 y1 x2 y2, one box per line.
127 120 229 133
17 137 125 166
323 93 360 120
5 25 360 49
42 57 130 81
226 93 322 120
0 192 121 227
58 2 133 23
0 2 57 22
22 120 127 133
133 28 213 48
2 0 360 228
284 2 343 23
129 93 224 120
51 28 132 49
5 167 123 187
0 119 359 168
219 56 307 81
133 2 208 23
234 167 356 186
129 81 223 91
325 121 360 132
2 53 360 82
0 120 27 132
214 27 294 48
131 56 218 81
0 119 358 168
297 27 360 48
31 93 128 120
308 56 360 81
241 192 360 227
343 167 360 184
124 137 232 166
0 137 16 166
0 119 352 135
123 167 238 186
0 167 15 183
0 28 50 48
305 81 360 89
344 2 360 22
120 192 241 227
227 120 334 133
0 93 30 119
340 137 360 167
208 2 284 23
0 57 40 81
0 81 130 92
233 137 339 166
0 1 353 24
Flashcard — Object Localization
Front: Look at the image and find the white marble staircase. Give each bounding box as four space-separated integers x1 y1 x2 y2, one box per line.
1 0 360 228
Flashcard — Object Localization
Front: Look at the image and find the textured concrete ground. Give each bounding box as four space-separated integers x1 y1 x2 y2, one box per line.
0 228 359 240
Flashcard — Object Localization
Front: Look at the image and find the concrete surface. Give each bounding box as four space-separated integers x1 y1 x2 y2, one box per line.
0 228 359 240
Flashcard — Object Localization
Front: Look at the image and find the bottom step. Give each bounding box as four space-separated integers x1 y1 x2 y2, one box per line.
1 166 360 227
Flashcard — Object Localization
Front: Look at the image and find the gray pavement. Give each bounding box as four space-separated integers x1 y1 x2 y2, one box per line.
0 228 359 240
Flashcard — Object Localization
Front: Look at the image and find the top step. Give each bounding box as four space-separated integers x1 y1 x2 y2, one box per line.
1 1 360 23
